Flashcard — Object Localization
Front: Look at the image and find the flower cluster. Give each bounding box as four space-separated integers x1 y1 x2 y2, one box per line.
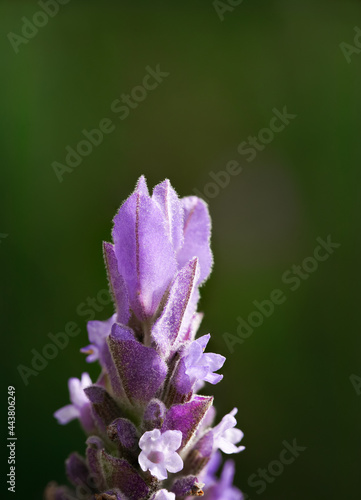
46 177 245 500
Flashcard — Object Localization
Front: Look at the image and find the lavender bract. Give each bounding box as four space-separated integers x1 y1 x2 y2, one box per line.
47 177 245 500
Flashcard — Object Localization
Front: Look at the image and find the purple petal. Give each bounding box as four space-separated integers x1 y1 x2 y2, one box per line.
195 405 216 439
100 341 127 400
68 373 91 406
220 459 236 486
182 312 204 343
143 399 167 431
202 450 222 483
203 352 226 372
151 490 176 500
110 323 135 341
139 428 161 450
152 179 184 250
135 175 149 196
164 452 183 473
103 242 130 324
54 404 79 425
184 337 226 386
183 430 214 476
169 288 200 353
85 436 106 492
151 258 200 356
84 385 122 433
65 453 89 488
108 324 168 406
166 357 194 405
112 183 177 321
185 365 210 383
177 196 213 284
80 344 99 363
185 341 203 367
99 450 149 498
196 333 210 350
85 316 116 364
204 459 244 500
214 409 238 436
87 317 115 345
107 417 138 450
162 395 213 449
79 405 96 435
161 429 183 452
204 372 223 385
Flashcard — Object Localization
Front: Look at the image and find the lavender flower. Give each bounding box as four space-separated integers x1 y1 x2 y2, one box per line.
183 335 225 385
138 429 183 480
46 177 245 500
213 409 245 454
54 373 95 434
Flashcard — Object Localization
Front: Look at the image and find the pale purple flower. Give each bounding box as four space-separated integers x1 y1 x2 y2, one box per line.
151 489 176 500
54 373 94 433
184 334 225 385
138 429 183 480
80 314 116 363
213 408 245 454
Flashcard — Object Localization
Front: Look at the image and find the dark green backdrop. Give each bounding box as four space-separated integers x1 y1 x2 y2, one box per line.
1 1 361 499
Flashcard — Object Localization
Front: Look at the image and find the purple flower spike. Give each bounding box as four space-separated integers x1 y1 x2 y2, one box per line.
54 373 94 434
138 429 183 480
48 177 245 500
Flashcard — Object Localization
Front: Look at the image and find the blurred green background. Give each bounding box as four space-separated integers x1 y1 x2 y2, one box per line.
1 1 361 498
